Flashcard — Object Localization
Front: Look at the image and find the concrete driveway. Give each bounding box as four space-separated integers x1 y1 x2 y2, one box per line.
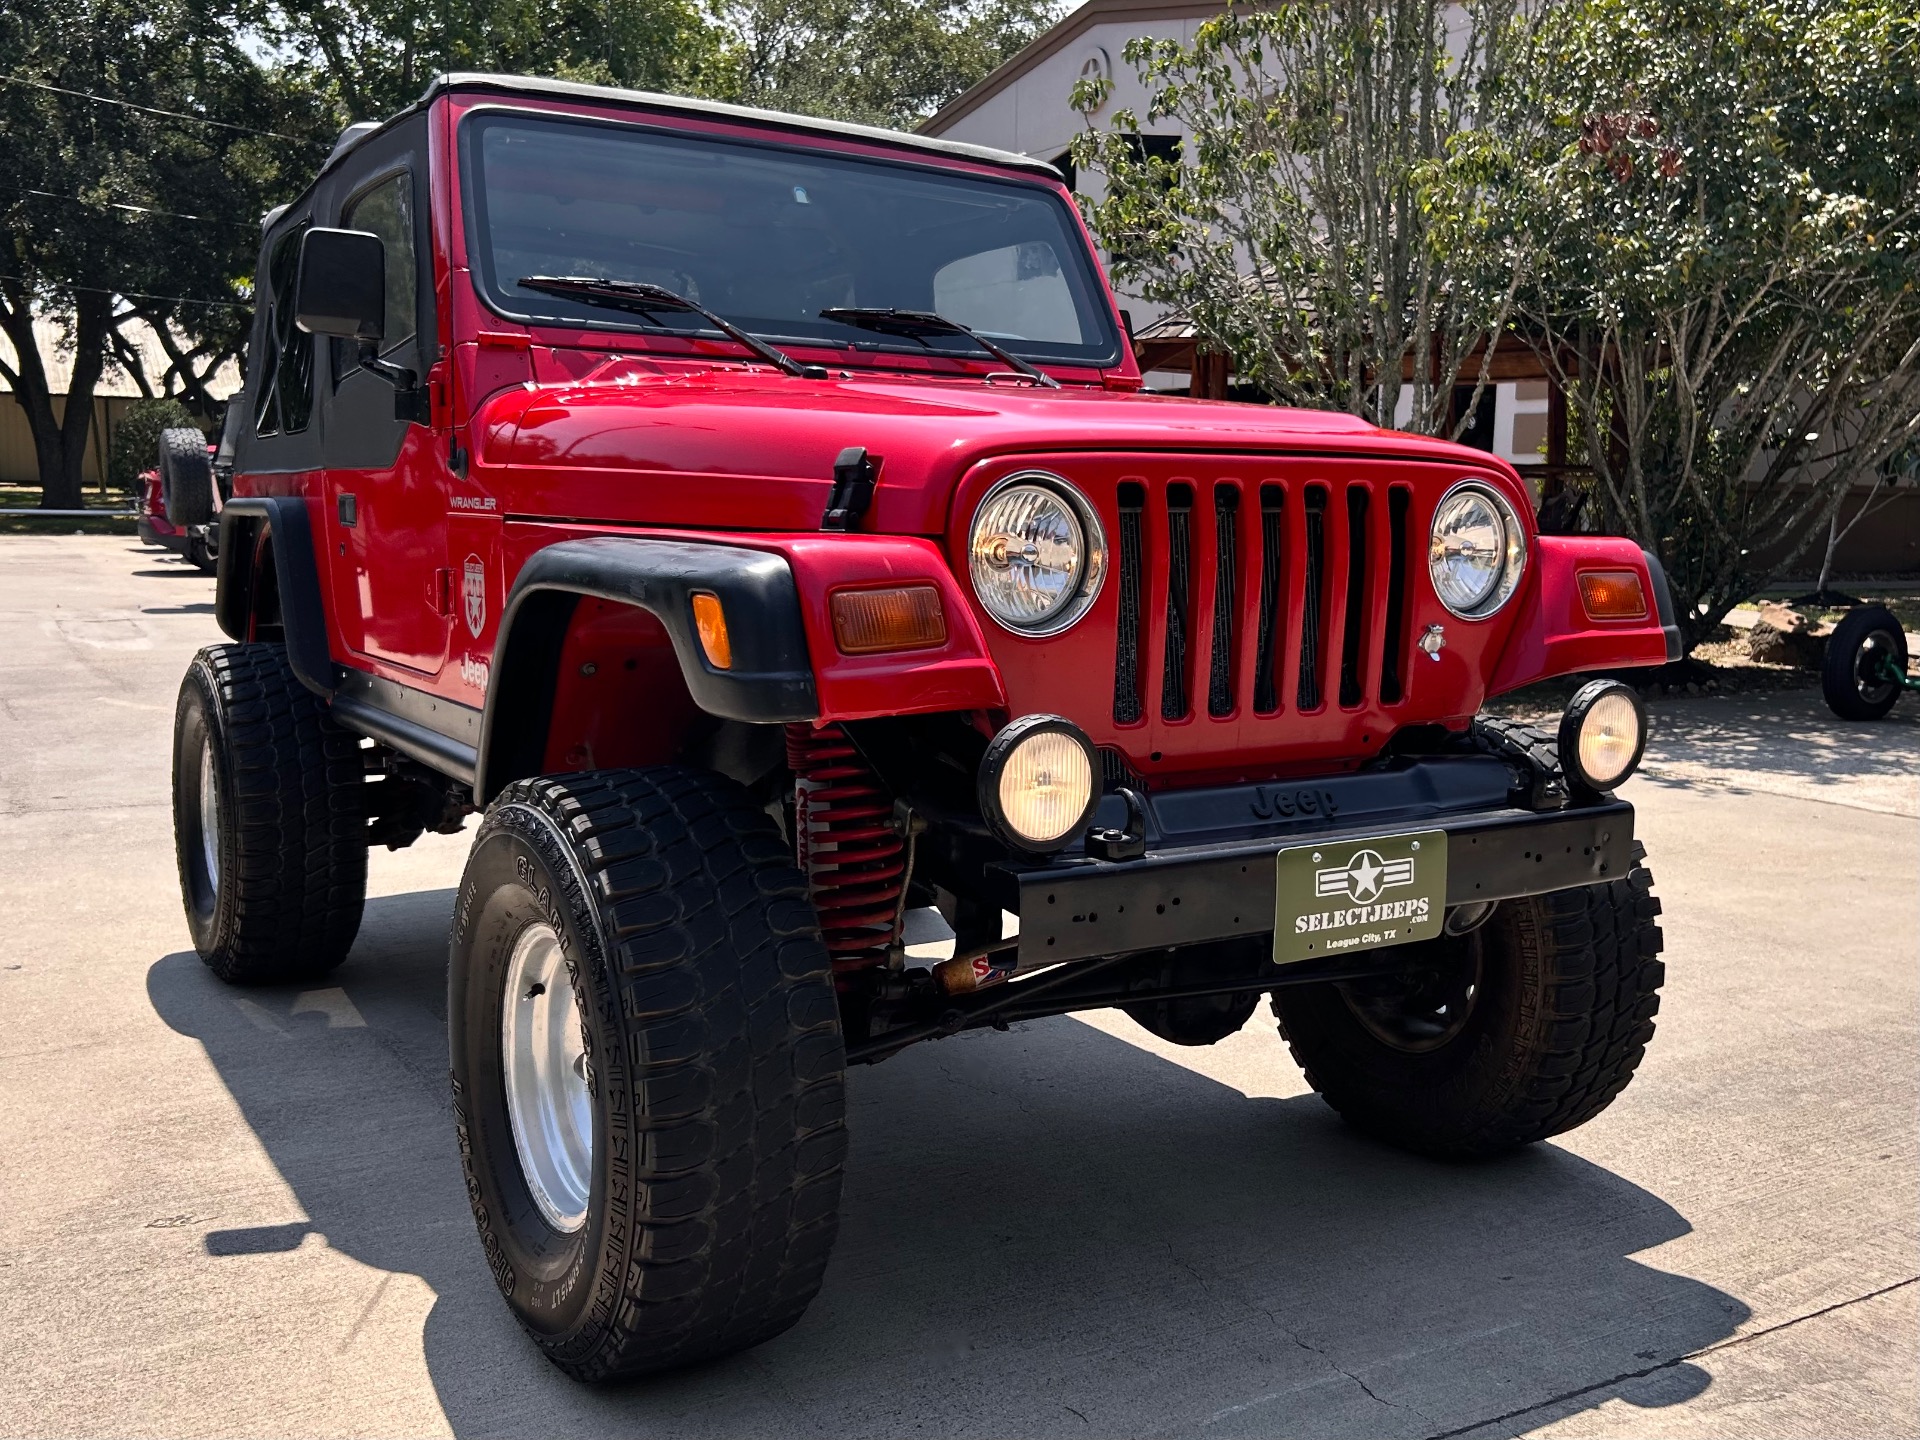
1 536 1914 1439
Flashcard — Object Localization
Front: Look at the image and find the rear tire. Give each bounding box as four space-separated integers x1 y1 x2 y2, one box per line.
449 767 847 1382
160 427 213 527
172 644 367 982
1273 843 1664 1157
1822 606 1907 720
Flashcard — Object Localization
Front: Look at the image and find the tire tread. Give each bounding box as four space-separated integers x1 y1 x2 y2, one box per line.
176 643 365 982
1276 841 1664 1157
471 768 845 1381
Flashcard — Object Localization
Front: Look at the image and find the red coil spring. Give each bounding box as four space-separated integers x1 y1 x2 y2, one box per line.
786 723 905 973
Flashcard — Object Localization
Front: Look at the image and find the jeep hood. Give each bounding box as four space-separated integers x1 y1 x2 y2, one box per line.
476 366 1513 535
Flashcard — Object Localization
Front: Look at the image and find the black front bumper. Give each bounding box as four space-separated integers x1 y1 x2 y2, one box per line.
1005 755 1634 966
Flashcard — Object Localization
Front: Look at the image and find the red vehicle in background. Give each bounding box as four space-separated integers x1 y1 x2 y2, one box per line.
169 74 1682 1384
135 427 220 571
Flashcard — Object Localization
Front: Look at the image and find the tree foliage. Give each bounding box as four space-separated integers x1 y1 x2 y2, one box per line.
1070 0 1526 436
1446 0 1920 641
0 0 330 506
715 0 1065 129
267 0 723 121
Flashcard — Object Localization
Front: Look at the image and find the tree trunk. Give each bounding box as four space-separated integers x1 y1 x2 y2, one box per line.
1815 507 1841 595
0 290 111 510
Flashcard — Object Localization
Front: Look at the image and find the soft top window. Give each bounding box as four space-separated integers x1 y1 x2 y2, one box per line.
463 113 1121 368
253 224 314 438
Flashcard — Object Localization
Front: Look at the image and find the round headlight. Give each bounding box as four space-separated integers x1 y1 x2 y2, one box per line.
1429 482 1526 619
978 715 1099 853
969 475 1106 636
1558 679 1647 792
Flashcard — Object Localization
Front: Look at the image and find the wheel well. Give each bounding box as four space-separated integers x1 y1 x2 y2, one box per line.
247 530 284 642
482 594 719 800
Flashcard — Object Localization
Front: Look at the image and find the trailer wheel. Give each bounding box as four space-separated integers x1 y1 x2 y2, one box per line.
172 643 367 983
1272 844 1664 1158
450 768 847 1382
1822 605 1907 721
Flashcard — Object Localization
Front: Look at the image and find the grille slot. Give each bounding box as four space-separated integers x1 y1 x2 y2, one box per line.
1338 485 1371 707
1112 483 1146 724
1380 485 1411 704
1297 486 1328 711
1208 485 1240 717
1253 484 1286 714
1107 474 1415 726
1161 483 1194 720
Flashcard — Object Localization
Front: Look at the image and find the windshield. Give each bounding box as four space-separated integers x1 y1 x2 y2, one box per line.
462 112 1122 369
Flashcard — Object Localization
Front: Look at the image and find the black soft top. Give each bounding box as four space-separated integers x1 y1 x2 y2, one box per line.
302 72 1062 201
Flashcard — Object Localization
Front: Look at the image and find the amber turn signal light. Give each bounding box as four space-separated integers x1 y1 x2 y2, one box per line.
1578 570 1648 621
691 591 732 669
831 585 947 655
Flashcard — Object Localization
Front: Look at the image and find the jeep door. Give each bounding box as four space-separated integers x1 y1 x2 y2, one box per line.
313 119 449 677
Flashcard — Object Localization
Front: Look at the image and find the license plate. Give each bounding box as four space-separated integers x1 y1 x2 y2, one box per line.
1273 830 1447 965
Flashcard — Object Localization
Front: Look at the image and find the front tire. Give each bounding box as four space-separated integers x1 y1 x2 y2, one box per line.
172 644 368 982
450 768 847 1382
1273 844 1664 1157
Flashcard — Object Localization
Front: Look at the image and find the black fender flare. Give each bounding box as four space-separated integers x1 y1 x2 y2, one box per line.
476 536 820 804
216 498 338 697
1641 547 1684 664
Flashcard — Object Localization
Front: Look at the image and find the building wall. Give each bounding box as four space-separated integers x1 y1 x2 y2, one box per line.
0 396 143 489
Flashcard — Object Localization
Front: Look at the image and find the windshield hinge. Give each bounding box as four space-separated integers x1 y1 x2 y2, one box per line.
821 447 878 531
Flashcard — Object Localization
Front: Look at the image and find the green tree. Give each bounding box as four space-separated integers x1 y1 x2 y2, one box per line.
1458 0 1920 645
1069 0 1526 436
269 0 726 121
715 0 1064 128
0 0 330 507
106 396 199 493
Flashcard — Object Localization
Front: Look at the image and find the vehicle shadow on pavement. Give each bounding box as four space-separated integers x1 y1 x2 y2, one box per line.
149 889 1750 1440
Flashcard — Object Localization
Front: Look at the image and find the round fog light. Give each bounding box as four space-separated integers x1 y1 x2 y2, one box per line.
1558 680 1647 792
979 715 1099 853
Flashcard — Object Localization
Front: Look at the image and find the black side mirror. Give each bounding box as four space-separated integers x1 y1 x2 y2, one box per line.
293 226 425 423
294 228 386 341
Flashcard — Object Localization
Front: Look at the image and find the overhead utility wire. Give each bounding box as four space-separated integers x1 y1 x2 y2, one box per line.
0 273 250 311
7 187 258 229
0 74 330 147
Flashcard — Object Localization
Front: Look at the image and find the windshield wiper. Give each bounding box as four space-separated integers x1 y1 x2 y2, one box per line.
517 276 828 379
818 307 1061 388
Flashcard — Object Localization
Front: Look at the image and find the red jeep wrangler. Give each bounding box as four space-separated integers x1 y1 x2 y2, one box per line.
135 427 220 572
171 74 1679 1382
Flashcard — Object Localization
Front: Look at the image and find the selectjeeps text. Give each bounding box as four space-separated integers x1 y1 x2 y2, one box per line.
170 74 1682 1382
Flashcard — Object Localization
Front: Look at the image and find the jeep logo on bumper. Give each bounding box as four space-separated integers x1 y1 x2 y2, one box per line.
1250 785 1340 821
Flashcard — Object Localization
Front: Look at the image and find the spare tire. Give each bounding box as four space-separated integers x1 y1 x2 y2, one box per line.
160 427 213 527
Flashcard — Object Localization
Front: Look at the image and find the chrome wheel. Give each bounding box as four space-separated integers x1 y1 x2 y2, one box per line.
501 923 593 1232
198 735 221 894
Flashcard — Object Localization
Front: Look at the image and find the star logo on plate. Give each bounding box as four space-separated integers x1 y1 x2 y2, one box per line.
1315 848 1417 903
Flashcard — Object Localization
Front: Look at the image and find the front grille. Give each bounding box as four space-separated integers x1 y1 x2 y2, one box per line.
1112 477 1416 724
